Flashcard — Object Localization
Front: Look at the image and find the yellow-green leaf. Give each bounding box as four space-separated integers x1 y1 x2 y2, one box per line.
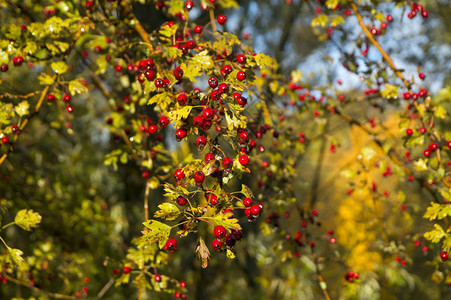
154 203 181 221
69 79 88 95
380 83 398 99
142 220 172 248
38 73 55 85
15 209 42 231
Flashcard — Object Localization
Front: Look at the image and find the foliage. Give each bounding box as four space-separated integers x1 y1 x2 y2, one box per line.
0 0 450 299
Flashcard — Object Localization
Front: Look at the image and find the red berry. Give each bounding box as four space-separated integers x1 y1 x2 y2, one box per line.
154 274 161 282
406 128 413 136
212 239 222 252
419 73 425 80
217 15 227 25
205 152 215 162
180 281 186 288
174 169 185 180
214 225 227 239
148 124 157 134
47 94 55 103
208 194 218 206
239 155 249 166
66 105 74 113
0 63 8 72
194 25 202 34
164 238 177 253
243 198 252 207
429 143 438 151
218 83 229 94
177 93 188 106
11 125 19 134
419 127 426 134
236 54 246 64
176 129 187 142
1 136 9 144
250 204 261 216
185 0 194 10
86 1 94 10
236 71 246 81
123 266 131 274
194 171 205 184
208 76 219 88
423 149 431 157
159 116 169 128
223 157 233 170
13 56 24 66
63 94 71 102
440 251 448 262
177 196 188 206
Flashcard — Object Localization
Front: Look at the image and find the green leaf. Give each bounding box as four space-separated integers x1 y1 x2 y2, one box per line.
14 209 42 231
424 224 445 243
190 50 214 71
380 84 399 99
433 106 447 119
168 106 192 123
240 184 254 199
7 247 28 271
15 101 30 117
148 92 171 110
38 73 55 85
50 61 68 75
311 14 328 28
154 203 181 221
142 220 172 249
69 79 88 95
325 0 339 9
424 203 442 220
330 15 344 27
218 0 239 8
23 42 38 55
180 62 202 83
211 212 242 231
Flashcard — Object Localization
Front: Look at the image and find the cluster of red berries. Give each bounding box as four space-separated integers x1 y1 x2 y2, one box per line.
212 226 242 252
243 198 262 222
407 3 429 19
344 270 359 283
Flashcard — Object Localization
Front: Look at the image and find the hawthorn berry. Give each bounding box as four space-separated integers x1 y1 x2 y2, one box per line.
193 116 204 128
429 143 438 151
0 64 8 72
159 116 169 128
218 83 229 94
63 94 71 102
208 76 219 88
123 266 131 274
174 169 185 181
419 72 425 80
236 71 246 81
440 251 448 262
214 225 227 239
194 25 202 34
202 152 215 164
164 238 177 253
47 94 55 103
13 56 24 66
406 128 413 136
177 196 188 206
202 108 215 120
11 125 19 134
217 15 227 25
243 198 252 207
154 274 161 282
196 136 207 151
236 54 246 64
194 171 205 184
2 136 9 144
223 157 233 170
239 155 249 166
175 129 187 142
250 204 261 216
225 234 237 247
208 194 218 205
86 1 94 10
212 239 222 252
177 93 188 106
66 105 74 113
185 0 194 10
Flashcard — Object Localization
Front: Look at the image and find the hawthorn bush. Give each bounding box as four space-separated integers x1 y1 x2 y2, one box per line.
0 0 450 299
